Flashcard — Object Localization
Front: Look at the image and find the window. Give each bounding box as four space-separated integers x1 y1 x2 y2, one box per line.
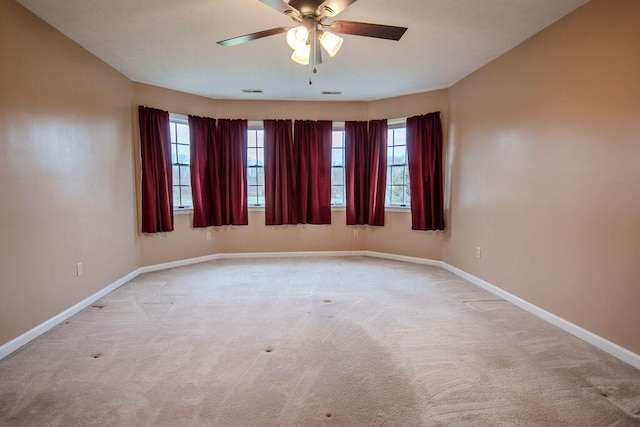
386 124 410 207
247 127 265 206
169 114 192 209
331 128 345 205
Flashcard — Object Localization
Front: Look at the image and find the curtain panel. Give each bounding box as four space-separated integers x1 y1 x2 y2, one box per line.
139 106 174 233
217 119 249 226
188 115 217 227
406 112 445 231
189 116 248 227
264 120 297 225
294 120 332 224
367 119 388 226
345 120 387 226
345 121 369 225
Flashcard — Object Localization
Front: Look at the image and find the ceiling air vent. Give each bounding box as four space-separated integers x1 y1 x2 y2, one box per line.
321 91 342 95
241 89 263 93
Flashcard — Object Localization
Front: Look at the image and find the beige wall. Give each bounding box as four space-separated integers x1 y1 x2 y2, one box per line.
0 1 138 345
444 0 640 354
133 84 448 266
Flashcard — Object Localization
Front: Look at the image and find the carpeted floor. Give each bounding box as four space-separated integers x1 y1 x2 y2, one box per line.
1 256 639 426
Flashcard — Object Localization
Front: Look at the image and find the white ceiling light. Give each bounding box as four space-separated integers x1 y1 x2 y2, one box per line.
286 26 309 50
319 31 343 57
291 45 311 65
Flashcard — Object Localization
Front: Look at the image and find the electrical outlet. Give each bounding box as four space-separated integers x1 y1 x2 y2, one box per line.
76 262 83 276
353 229 358 237
206 231 212 240
475 247 482 258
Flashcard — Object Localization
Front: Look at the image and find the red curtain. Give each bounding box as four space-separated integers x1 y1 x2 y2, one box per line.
188 115 218 227
139 106 173 233
264 120 297 225
217 119 249 226
345 121 368 225
189 116 247 227
345 120 387 226
295 120 332 224
367 119 388 226
406 112 444 231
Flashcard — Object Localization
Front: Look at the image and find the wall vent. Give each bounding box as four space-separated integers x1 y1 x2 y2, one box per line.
241 89 263 93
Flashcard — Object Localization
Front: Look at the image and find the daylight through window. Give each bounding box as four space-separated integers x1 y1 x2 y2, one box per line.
331 128 346 205
247 128 265 206
169 115 192 209
386 125 410 206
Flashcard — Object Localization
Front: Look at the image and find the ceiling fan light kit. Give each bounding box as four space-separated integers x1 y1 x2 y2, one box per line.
217 0 407 74
286 26 309 50
291 44 311 65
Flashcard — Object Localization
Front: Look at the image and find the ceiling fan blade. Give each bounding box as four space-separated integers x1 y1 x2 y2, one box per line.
258 0 299 15
217 27 289 47
329 20 408 41
316 0 358 17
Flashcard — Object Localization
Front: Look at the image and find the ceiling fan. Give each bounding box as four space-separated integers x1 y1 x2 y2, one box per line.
217 0 408 69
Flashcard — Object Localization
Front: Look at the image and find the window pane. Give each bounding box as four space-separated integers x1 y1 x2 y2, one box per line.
248 185 258 203
332 167 344 186
257 166 264 185
404 185 411 206
393 145 407 164
172 165 179 183
180 185 192 207
391 166 405 185
177 123 189 144
256 185 265 205
170 123 177 143
394 128 406 145
247 166 257 185
256 146 264 165
177 144 190 164
173 186 181 207
248 146 258 166
256 130 264 148
332 131 344 148
387 147 394 165
179 165 191 186
171 144 177 164
332 148 344 166
391 185 405 205
332 186 344 205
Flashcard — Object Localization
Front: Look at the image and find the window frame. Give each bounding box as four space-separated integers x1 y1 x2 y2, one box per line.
386 119 410 208
169 113 193 211
331 123 346 206
247 121 265 207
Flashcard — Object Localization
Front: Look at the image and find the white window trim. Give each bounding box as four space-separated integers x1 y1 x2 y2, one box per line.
386 119 410 208
169 113 193 211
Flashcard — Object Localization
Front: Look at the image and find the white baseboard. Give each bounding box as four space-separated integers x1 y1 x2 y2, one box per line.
0 269 142 360
3 250 639 371
441 262 640 370
365 251 442 267
139 254 220 274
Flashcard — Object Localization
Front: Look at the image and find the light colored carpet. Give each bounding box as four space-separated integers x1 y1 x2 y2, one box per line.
1 256 639 426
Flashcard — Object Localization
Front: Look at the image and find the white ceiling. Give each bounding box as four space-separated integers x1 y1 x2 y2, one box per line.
16 0 589 101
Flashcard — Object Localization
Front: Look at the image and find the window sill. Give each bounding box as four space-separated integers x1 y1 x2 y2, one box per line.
386 206 411 212
173 208 193 215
